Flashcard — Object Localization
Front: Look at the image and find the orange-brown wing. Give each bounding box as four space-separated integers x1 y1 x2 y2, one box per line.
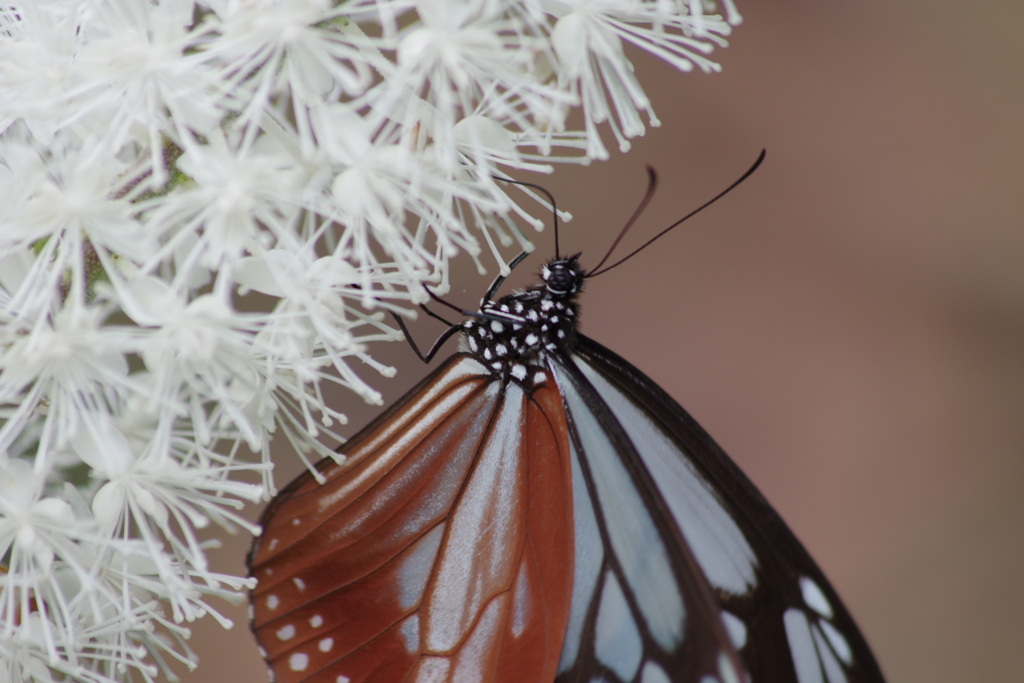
249 356 574 683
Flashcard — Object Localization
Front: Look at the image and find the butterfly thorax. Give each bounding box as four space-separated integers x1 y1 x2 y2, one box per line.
461 256 584 382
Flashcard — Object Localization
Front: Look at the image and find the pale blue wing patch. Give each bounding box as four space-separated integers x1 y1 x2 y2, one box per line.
396 524 446 610
557 367 686 651
557 432 605 674
574 358 758 598
641 661 672 683
595 571 644 681
720 610 748 651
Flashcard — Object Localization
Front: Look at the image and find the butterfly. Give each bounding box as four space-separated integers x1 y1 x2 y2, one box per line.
247 151 887 683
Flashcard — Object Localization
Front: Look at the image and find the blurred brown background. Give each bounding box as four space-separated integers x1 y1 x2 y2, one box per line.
184 2 1024 682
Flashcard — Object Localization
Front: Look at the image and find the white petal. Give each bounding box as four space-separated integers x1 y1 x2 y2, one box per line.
32 498 75 526
454 116 516 153
133 485 169 530
233 255 286 297
91 481 126 529
71 419 135 479
0 460 36 512
121 277 182 326
551 14 590 72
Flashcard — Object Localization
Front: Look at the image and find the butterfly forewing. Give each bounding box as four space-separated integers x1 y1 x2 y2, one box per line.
570 336 886 683
249 356 575 683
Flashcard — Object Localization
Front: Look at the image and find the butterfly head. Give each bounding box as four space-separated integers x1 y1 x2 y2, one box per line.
539 254 584 298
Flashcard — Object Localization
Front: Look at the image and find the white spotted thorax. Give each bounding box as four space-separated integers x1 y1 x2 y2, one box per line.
461 256 583 383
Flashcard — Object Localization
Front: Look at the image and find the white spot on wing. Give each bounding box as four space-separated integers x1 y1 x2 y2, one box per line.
800 577 833 618
784 608 824 683
292 577 305 591
595 573 643 682
336 676 350 683
511 364 527 380
266 595 279 610
288 653 309 672
721 610 748 649
268 538 279 551
318 637 333 652
309 614 323 628
818 619 852 664
276 624 296 641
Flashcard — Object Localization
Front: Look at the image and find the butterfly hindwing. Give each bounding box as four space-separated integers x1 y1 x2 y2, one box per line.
569 335 886 683
549 352 744 683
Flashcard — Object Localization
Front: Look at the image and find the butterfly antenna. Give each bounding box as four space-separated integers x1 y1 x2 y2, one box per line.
589 165 659 274
589 149 766 277
494 176 561 258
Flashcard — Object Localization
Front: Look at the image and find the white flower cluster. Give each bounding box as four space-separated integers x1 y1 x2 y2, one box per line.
0 0 738 681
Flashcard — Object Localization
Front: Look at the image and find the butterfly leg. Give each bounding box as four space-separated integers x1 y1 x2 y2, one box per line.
394 249 533 362
390 310 463 364
419 304 456 327
482 250 530 302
